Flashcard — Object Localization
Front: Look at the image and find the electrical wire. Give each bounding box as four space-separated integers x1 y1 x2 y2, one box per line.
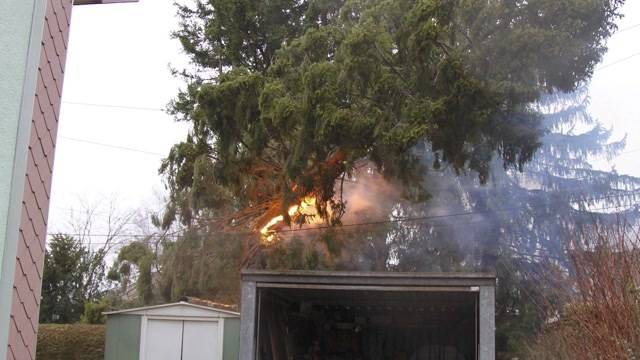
59 187 640 239
497 259 549 315
48 190 640 243
615 22 640 34
59 136 166 157
596 51 640 70
62 101 165 112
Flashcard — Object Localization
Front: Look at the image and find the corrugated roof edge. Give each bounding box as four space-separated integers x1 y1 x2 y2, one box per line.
242 269 496 279
242 270 497 287
103 301 240 317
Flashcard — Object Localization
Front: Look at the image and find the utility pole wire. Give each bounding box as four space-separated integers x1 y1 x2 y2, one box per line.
615 22 640 34
59 136 166 157
596 51 640 70
62 101 165 112
48 191 640 243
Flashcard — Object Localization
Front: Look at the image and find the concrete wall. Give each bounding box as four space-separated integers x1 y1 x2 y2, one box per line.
104 315 142 360
1 0 71 359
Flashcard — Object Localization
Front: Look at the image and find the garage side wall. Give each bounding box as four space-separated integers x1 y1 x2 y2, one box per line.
223 318 240 360
105 315 141 360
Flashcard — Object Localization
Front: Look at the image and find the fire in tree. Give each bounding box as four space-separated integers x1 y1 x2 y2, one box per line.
260 197 321 242
160 0 624 245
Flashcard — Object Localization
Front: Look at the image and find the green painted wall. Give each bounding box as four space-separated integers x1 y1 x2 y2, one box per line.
223 318 240 360
105 315 142 360
0 1 47 359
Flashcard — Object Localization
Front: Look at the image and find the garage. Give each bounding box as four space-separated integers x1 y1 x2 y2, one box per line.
104 301 240 360
240 270 496 360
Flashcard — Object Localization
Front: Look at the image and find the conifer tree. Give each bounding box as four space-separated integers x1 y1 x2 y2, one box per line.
162 0 624 234
384 87 640 356
159 2 630 355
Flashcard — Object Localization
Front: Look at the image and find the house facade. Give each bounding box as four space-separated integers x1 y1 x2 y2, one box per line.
0 1 135 359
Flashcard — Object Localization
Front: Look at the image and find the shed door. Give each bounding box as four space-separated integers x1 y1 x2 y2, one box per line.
182 321 221 360
144 319 183 360
143 319 221 360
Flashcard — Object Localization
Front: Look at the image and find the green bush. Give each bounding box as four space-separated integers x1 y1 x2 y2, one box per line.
81 299 109 324
36 324 105 360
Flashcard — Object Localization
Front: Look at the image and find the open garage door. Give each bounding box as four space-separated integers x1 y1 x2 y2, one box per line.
256 287 477 359
240 270 496 360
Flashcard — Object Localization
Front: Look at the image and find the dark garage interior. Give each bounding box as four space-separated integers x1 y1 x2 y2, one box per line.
256 287 478 360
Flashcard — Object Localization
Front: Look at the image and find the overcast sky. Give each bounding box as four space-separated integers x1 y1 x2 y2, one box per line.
47 0 640 235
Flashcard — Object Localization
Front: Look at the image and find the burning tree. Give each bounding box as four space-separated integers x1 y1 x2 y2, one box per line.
161 0 624 246
151 2 636 357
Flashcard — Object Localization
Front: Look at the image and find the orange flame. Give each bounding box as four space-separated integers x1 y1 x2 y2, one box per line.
260 197 319 242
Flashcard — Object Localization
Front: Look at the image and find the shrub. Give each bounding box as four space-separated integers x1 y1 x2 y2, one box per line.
36 324 105 360
80 299 110 324
527 222 640 359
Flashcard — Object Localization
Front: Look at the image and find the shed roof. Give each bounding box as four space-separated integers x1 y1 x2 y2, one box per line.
104 301 240 317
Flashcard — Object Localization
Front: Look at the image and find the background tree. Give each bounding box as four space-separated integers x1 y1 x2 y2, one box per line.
157 230 243 304
381 87 640 357
108 241 155 305
39 235 107 323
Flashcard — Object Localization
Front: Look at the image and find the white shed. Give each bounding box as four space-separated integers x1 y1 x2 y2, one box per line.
104 302 240 360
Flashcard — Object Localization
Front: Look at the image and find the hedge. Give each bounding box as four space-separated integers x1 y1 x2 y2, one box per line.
36 324 105 360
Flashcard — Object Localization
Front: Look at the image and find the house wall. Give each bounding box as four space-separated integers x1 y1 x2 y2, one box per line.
0 0 48 359
1 0 71 359
105 315 142 360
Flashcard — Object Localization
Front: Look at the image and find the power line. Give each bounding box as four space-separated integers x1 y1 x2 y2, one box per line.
48 166 640 228
276 195 640 236
62 101 165 112
48 190 640 241
497 259 548 315
59 136 166 157
63 197 640 253
615 22 640 34
596 51 640 70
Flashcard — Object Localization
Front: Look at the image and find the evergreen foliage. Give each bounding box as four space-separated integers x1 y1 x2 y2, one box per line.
154 1 631 357
162 0 623 231
80 298 110 325
157 230 243 304
108 241 155 305
40 235 107 324
381 88 640 357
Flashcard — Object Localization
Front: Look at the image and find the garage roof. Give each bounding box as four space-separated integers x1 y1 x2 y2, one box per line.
242 269 496 288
